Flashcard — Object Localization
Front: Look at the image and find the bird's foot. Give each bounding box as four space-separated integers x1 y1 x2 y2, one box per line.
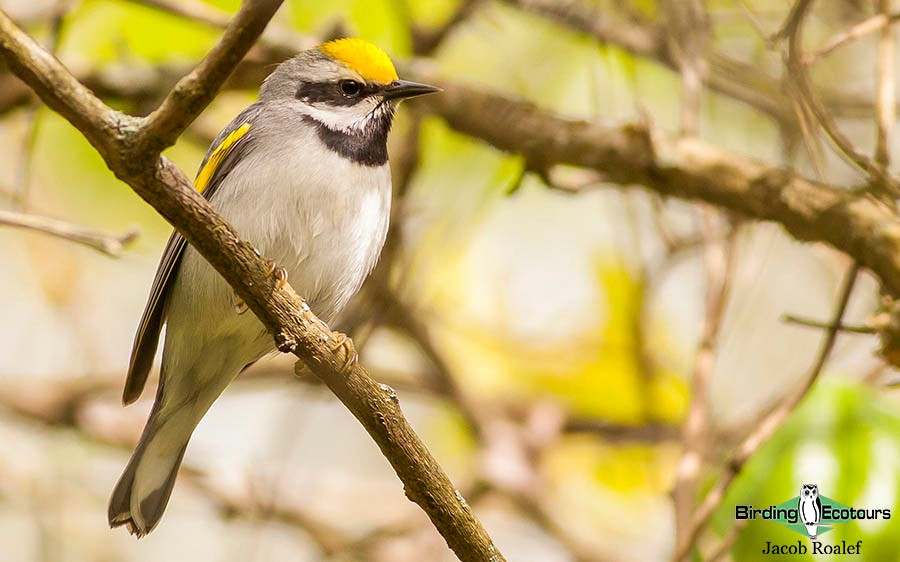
293 360 311 378
330 331 358 373
233 292 248 315
266 259 288 290
235 259 285 315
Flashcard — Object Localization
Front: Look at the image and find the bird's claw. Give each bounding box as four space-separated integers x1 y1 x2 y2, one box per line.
330 331 358 373
266 259 288 290
233 293 248 315
293 360 310 378
233 259 285 315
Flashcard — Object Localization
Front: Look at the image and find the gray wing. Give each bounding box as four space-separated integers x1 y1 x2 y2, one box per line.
123 104 262 404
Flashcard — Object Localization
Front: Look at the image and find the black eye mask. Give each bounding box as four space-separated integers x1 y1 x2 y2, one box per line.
296 80 381 107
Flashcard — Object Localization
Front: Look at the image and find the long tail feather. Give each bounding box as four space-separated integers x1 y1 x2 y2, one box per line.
108 407 192 537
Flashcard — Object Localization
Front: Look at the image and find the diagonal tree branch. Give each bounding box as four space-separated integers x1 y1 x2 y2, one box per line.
0 5 504 561
135 0 283 153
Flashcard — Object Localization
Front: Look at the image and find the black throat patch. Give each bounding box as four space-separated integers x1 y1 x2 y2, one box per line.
304 108 393 167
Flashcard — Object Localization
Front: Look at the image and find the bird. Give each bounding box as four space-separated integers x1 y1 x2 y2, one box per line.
798 483 822 539
108 37 439 537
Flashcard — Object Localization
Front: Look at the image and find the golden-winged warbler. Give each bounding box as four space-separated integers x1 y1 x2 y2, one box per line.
109 38 439 537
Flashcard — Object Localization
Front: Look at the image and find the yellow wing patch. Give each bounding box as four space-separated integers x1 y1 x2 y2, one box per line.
319 38 398 84
194 122 251 193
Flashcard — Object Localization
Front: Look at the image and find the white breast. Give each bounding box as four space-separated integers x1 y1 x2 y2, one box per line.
173 122 392 342
221 133 391 322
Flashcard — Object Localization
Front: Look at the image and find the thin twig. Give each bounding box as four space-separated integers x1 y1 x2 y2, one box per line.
562 418 680 442
783 0 898 192
731 0 772 43
672 261 860 562
13 2 67 210
664 17 721 537
662 0 709 136
705 520 748 562
672 216 737 549
0 208 138 257
783 313 875 334
804 10 900 65
785 81 826 178
875 0 895 169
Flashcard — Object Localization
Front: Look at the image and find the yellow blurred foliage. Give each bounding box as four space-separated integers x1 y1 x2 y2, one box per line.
435 255 688 421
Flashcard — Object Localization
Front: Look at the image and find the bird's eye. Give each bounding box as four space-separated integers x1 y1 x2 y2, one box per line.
340 80 362 96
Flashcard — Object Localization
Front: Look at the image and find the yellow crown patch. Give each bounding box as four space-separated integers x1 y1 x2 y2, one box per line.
319 38 398 84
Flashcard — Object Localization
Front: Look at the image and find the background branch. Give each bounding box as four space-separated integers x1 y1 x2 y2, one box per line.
804 9 900 64
783 0 896 192
875 0 895 170
673 261 860 562
672 219 736 549
413 79 900 296
500 0 890 127
0 208 138 257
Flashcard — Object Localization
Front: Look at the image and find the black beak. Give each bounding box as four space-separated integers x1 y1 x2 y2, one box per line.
381 79 442 100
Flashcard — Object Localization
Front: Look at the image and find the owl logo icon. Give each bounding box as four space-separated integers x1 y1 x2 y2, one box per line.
798 484 822 539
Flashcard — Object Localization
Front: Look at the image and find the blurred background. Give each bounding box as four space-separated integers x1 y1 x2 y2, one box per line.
1 0 899 560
